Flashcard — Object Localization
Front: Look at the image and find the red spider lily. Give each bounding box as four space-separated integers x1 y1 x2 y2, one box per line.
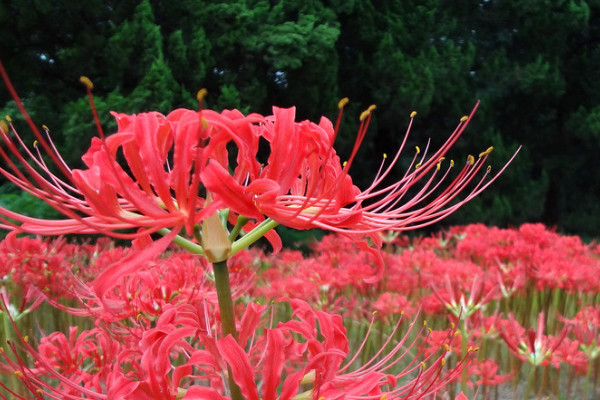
550 338 588 373
467 359 514 386
0 61 258 240
372 292 417 320
499 312 570 367
431 274 498 319
1 61 518 245
562 306 600 361
204 104 520 238
0 299 470 400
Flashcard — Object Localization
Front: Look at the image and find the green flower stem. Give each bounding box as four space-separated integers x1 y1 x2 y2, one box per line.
523 365 536 400
583 357 592 400
212 260 243 400
213 260 238 340
229 216 249 242
230 218 279 256
157 228 204 255
460 320 468 393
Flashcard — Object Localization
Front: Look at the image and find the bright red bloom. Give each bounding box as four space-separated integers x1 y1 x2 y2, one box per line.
467 358 514 386
1 299 468 400
1 61 518 247
499 312 570 366
204 104 520 238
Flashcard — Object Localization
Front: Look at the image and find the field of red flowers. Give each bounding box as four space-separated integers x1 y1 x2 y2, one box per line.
1 223 598 399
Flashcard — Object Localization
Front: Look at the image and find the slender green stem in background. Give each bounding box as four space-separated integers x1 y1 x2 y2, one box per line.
212 260 243 400
229 216 249 242
1 310 20 394
460 319 468 393
523 365 536 400
583 358 592 400
158 228 204 255
230 218 279 256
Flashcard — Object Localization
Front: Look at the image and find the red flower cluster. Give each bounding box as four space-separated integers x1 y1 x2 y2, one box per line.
1 296 465 399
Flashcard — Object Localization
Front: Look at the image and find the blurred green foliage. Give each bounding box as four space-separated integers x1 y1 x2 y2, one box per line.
0 0 598 237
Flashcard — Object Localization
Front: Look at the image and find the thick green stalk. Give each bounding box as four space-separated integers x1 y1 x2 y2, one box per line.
212 260 243 400
213 261 238 340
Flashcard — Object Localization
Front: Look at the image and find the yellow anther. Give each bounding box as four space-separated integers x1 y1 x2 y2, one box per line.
343 161 348 167
444 344 450 351
372 310 378 315
381 395 387 400
5 115 11 122
460 115 468 122
479 146 493 157
23 336 28 343
450 159 455 167
467 346 473 352
14 371 23 378
79 76 94 90
415 163 421 169
439 157 445 162
0 120 7 135
467 155 475 165
410 111 417 118
360 105 377 121
441 358 446 366
415 146 420 154
338 97 349 109
33 140 38 148
42 124 50 131
436 162 441 171
383 153 387 159
487 165 492 173
420 362 426 369
454 331 459 337
423 320 428 326
196 88 208 102
450 322 455 329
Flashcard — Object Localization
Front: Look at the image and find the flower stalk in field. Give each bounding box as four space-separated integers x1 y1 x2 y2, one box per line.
0 59 519 399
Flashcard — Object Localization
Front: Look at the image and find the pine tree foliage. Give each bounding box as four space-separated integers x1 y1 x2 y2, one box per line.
1 0 598 236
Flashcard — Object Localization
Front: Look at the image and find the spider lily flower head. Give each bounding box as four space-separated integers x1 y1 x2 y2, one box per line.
205 102 520 239
0 70 254 240
561 306 600 360
431 274 498 319
499 312 571 367
1 61 518 241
